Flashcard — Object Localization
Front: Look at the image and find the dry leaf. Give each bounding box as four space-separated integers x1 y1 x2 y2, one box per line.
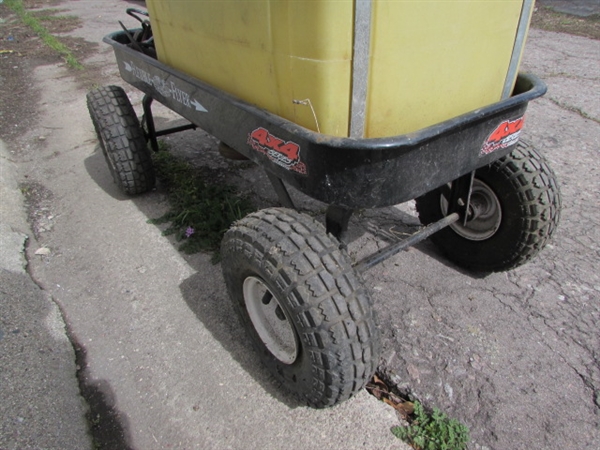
373 374 388 389
366 383 385 400
383 398 396 408
394 401 415 419
366 374 390 400
366 374 414 419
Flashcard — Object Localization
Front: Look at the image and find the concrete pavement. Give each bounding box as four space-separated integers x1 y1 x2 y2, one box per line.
0 140 92 449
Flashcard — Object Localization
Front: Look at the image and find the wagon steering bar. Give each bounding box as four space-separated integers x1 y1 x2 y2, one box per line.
353 213 460 273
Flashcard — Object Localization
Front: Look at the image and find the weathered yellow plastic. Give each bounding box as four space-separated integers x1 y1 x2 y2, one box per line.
366 1 527 137
146 1 353 137
146 1 532 138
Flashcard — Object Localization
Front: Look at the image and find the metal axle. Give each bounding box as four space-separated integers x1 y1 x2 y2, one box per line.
354 213 460 273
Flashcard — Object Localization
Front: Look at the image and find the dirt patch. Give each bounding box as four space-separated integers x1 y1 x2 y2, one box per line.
19 181 55 240
31 8 81 32
0 8 47 141
0 2 99 141
532 6 600 39
23 0 64 9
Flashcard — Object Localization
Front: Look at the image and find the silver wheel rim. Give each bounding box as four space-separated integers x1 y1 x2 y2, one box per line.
441 179 502 241
243 276 298 364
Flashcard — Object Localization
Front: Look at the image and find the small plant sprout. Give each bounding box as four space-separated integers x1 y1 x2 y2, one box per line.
149 144 254 261
391 401 470 450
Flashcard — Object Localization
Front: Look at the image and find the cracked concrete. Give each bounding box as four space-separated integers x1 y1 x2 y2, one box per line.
523 29 600 123
358 29 600 450
0 139 92 449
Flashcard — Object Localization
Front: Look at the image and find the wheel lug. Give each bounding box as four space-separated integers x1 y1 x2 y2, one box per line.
275 305 286 321
261 291 273 305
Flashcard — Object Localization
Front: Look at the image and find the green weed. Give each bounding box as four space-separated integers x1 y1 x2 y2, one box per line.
4 0 83 69
149 147 254 261
391 401 470 450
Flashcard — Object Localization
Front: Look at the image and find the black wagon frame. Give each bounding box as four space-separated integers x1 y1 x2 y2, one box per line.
104 29 546 269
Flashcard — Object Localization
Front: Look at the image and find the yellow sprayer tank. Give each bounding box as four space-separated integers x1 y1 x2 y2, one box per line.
145 0 535 138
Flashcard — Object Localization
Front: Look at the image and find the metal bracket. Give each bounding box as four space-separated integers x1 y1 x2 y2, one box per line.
142 95 159 152
444 171 475 226
326 206 354 245
142 95 196 152
266 172 295 210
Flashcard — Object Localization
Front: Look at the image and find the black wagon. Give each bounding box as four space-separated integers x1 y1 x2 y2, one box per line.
87 8 561 409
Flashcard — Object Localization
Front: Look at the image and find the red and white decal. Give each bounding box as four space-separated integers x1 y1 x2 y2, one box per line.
248 127 307 175
481 116 524 156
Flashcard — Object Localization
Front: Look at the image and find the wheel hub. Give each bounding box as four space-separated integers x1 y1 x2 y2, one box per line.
242 276 298 364
441 179 502 241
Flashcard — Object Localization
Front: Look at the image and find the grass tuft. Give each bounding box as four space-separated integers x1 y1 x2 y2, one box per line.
149 146 254 262
4 0 83 69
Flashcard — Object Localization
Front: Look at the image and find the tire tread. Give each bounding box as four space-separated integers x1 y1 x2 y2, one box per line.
222 208 381 407
86 85 155 195
416 142 561 271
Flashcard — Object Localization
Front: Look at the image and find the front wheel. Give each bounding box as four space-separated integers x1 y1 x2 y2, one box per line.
221 208 381 407
86 85 155 195
415 142 561 272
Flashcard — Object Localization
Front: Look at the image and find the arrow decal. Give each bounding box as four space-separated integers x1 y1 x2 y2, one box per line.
124 60 209 114
190 99 208 113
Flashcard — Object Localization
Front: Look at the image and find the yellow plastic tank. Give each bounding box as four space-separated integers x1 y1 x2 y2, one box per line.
146 0 535 138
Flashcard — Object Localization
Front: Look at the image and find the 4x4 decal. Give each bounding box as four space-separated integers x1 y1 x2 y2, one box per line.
481 116 524 156
248 128 307 175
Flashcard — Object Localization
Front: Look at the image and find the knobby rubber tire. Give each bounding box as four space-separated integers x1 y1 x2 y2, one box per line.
415 142 561 272
86 85 155 195
221 208 381 407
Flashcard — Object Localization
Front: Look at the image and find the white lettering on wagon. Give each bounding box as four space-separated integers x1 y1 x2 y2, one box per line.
123 61 208 113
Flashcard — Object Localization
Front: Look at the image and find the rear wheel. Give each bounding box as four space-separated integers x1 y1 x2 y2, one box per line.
86 85 155 195
415 142 561 272
221 208 381 407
